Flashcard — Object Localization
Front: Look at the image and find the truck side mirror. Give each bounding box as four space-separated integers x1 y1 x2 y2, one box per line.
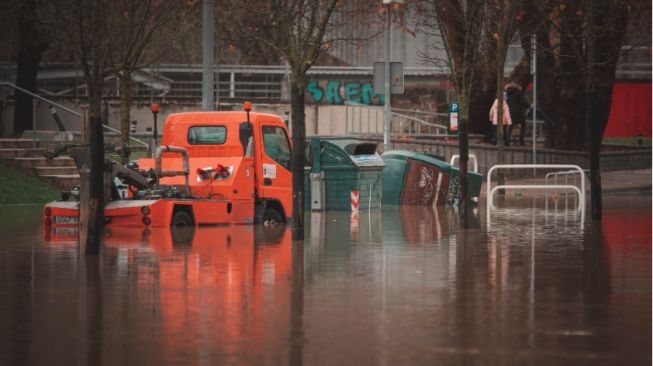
239 122 253 156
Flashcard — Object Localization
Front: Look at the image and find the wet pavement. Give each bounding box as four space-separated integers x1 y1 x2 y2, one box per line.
0 194 650 365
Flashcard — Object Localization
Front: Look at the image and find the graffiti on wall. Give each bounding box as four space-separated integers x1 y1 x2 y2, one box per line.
306 80 385 105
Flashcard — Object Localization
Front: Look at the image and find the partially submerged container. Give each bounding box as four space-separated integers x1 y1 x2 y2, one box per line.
382 150 482 206
305 137 385 211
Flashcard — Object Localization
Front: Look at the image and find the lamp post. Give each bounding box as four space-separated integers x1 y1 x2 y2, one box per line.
150 103 159 156
383 1 391 150
202 0 215 111
382 0 403 150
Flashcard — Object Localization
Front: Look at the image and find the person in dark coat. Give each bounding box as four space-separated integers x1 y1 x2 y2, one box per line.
505 83 529 146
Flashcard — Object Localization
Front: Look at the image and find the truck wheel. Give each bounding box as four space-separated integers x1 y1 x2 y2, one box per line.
263 208 283 226
171 210 193 227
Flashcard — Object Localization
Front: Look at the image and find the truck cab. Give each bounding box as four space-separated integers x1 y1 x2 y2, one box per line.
44 105 293 228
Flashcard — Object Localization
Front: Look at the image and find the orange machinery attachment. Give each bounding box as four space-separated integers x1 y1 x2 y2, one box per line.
44 103 293 228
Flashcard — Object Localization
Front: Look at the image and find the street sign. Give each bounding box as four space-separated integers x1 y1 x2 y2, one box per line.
373 62 404 94
448 102 459 134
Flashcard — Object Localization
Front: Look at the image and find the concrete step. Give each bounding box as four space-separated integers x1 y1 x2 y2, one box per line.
0 138 38 149
13 157 76 169
35 166 79 176
0 148 45 159
40 174 80 189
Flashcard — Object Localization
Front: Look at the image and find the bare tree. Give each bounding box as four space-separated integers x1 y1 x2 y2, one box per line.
43 0 112 254
489 0 520 194
516 0 648 219
219 0 385 240
106 0 193 162
427 0 487 216
421 0 501 138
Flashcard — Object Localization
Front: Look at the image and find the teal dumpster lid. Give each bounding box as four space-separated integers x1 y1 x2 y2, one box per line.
317 138 385 168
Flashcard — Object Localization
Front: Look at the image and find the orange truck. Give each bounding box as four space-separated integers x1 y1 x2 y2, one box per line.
43 103 293 228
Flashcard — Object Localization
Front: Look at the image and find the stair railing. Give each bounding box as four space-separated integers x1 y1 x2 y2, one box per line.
0 82 147 148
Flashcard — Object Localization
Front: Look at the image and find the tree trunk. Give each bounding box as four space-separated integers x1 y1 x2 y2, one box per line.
586 90 601 220
584 0 627 220
290 79 306 241
84 87 105 255
119 71 132 163
13 0 49 136
468 74 496 137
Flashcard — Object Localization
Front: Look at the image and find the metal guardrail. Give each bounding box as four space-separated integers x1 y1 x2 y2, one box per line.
486 164 586 229
0 82 148 147
544 169 589 212
1 82 81 117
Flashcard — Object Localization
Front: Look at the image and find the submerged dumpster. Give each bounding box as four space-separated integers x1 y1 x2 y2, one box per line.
305 137 385 211
382 150 482 206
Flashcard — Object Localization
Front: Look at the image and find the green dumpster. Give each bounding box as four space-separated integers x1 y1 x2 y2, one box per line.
382 150 482 206
305 137 385 211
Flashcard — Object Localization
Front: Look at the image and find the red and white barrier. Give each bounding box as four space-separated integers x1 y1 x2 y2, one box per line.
350 210 359 240
350 190 359 212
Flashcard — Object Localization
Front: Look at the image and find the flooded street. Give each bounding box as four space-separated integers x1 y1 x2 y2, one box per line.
0 195 650 365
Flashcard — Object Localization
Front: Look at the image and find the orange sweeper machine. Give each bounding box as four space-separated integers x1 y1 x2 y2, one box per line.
43 103 293 228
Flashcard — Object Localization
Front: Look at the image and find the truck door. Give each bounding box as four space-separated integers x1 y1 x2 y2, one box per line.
257 124 292 218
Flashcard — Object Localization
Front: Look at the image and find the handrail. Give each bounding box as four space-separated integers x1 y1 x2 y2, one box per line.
344 101 448 137
450 154 478 173
391 107 448 117
102 125 148 147
486 164 586 228
390 111 448 130
1 81 81 117
0 81 148 147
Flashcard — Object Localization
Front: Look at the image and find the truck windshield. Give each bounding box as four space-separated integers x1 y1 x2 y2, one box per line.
188 126 227 144
262 126 291 170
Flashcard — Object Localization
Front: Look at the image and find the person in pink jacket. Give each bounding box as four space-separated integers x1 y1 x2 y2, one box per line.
489 94 512 146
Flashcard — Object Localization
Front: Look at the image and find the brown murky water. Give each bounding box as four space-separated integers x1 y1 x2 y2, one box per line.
0 195 650 365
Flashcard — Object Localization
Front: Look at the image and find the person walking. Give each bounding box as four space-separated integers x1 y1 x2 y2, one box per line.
489 93 512 146
505 82 529 146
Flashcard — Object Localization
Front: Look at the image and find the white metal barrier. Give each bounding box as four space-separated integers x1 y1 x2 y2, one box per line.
544 169 588 209
450 154 478 173
486 164 586 227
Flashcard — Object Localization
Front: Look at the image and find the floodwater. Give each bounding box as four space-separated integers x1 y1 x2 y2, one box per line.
0 195 650 365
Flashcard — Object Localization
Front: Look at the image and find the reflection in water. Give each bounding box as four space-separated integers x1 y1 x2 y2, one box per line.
0 195 650 365
104 225 296 365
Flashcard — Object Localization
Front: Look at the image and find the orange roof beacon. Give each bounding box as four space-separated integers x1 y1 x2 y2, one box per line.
43 103 293 228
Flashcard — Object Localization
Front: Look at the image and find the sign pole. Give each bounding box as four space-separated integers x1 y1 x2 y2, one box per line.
383 3 391 150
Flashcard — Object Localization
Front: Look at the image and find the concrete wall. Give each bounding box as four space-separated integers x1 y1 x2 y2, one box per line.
304 105 385 136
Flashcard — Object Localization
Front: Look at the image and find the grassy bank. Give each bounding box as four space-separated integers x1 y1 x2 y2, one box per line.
603 136 652 147
0 163 60 205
